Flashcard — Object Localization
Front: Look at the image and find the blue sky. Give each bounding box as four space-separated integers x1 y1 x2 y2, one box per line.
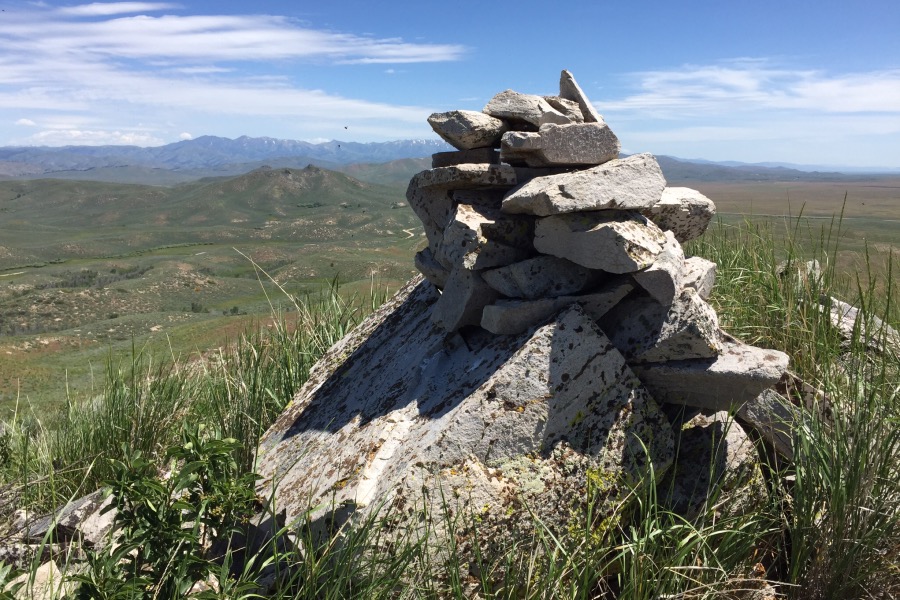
1 0 898 167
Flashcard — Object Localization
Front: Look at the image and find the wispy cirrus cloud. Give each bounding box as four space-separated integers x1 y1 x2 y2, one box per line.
0 2 465 146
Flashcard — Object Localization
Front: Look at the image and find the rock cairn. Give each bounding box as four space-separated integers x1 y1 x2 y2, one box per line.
411 70 787 414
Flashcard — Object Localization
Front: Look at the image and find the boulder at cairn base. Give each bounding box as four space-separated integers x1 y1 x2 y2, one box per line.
642 187 716 243
534 210 667 273
500 122 620 167
502 153 666 216
428 110 509 151
255 278 674 553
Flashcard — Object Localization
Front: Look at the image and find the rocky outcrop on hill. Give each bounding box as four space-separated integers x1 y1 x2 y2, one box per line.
254 71 790 567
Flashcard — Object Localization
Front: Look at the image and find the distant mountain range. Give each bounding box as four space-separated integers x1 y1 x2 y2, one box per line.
0 135 896 186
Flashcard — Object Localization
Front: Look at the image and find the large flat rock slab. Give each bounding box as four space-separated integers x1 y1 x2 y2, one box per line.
483 90 558 128
500 122 620 167
502 153 666 216
428 110 509 151
256 278 673 550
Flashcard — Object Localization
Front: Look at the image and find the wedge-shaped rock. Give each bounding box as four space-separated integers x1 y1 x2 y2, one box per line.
256 286 673 561
481 280 633 335
406 185 454 246
534 210 666 273
483 90 557 128
737 389 798 461
410 163 519 190
682 256 716 300
481 255 599 299
435 203 533 270
559 69 603 123
428 110 509 150
642 187 716 243
543 96 585 123
601 288 721 363
500 122 620 168
502 153 665 215
633 230 684 305
631 334 789 412
431 267 499 331
414 247 450 289
432 147 500 168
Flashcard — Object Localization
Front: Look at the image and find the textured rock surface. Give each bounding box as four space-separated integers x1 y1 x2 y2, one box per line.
543 96 585 123
632 334 789 411
256 280 674 551
431 267 499 330
432 147 500 168
559 69 603 123
601 288 721 363
410 163 520 190
406 185 454 246
502 153 665 216
633 230 684 305
643 187 716 243
481 280 633 335
428 110 509 150
414 247 450 289
534 210 667 273
500 122 620 167
483 90 556 128
435 203 533 270
738 389 797 460
481 255 599 299
682 256 717 300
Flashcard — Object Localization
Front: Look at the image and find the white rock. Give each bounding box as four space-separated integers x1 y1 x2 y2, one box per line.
502 153 665 215
534 210 667 273
631 334 790 412
682 256 717 300
642 187 716 243
543 96 585 123
435 203 533 270
633 230 685 305
7 560 73 600
499 122 620 168
431 267 499 331
481 280 634 335
410 163 520 190
428 110 509 150
483 89 556 128
559 69 603 123
481 255 599 299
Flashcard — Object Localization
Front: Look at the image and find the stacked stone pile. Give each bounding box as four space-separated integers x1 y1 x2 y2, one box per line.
411 70 784 414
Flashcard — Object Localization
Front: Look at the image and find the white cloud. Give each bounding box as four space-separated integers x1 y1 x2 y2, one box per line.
14 118 36 126
56 3 180 17
19 129 165 146
178 132 192 140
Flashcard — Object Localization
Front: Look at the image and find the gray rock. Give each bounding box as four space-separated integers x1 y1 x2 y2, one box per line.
632 334 790 412
435 203 533 271
431 267 499 331
662 412 765 520
428 110 509 150
406 185 454 246
633 230 684 305
601 288 721 363
410 163 520 191
432 147 500 168
534 210 667 273
481 255 600 299
502 153 665 215
819 295 900 353
499 122 620 168
481 280 634 335
559 69 603 123
737 388 798 461
543 96 585 123
256 287 673 558
414 247 450 289
6 560 73 600
682 256 717 300
642 187 716 243
538 108 572 126
483 89 556 128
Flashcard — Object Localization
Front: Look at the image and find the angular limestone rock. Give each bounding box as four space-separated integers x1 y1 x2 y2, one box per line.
631 335 789 412
415 247 450 289
534 210 667 273
483 90 556 128
481 280 634 335
819 295 900 353
431 267 499 331
737 388 798 461
411 163 520 190
481 255 599 299
406 185 454 246
428 110 509 150
499 122 620 168
431 147 500 168
633 230 685 305
256 286 673 555
543 96 585 123
642 187 716 243
682 256 717 300
435 203 533 270
502 153 665 216
559 69 603 123
601 288 721 363
662 412 765 520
